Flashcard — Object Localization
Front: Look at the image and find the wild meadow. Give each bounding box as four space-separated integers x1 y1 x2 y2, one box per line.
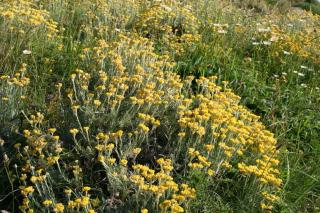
0 0 319 212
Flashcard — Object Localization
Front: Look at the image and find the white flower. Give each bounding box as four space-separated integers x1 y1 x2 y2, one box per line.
262 41 271 45
245 57 252 62
297 73 305 77
283 51 291 55
217 29 227 34
257 27 271 33
300 65 308 69
213 23 222 27
23 50 32 55
160 4 172 12
270 36 278 42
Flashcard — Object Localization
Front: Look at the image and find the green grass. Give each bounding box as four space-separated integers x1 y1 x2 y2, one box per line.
295 1 320 14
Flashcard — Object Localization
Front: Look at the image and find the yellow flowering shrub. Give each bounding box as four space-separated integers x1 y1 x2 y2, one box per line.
131 0 201 56
0 29 282 212
0 0 291 212
0 0 58 37
0 63 30 128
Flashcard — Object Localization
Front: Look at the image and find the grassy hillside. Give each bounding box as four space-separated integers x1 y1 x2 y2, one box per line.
0 0 319 212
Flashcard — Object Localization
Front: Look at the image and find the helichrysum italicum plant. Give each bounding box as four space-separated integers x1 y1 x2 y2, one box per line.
6 0 320 212
1 25 282 212
0 63 30 121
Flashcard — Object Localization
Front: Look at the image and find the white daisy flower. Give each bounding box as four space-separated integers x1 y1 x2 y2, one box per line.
23 50 32 55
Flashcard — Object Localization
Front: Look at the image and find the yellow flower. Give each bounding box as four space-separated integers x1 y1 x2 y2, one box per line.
48 128 57 134
75 198 82 205
53 203 64 212
93 99 101 107
52 135 60 141
260 202 273 210
30 176 38 183
47 156 60 165
138 123 150 133
14 143 21 149
83 126 90 132
42 199 53 206
69 128 79 136
141 208 148 213
133 148 141 156
20 186 34 196
82 186 91 192
95 144 104 152
96 132 107 140
23 130 31 137
116 130 123 137
106 158 116 165
71 105 80 112
55 83 63 89
171 203 184 213
70 73 76 80
204 144 214 152
207 169 215 176
68 201 76 209
20 174 27 181
81 196 90 207
106 143 115 151
120 159 128 166
159 200 171 209
173 195 185 202
187 148 195 154
64 188 72 195
178 132 186 138
149 185 159 193
97 155 105 163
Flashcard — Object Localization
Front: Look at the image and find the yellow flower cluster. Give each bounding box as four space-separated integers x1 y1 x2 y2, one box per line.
188 148 212 169
0 0 58 38
175 76 282 207
55 25 283 211
133 0 200 56
137 113 160 134
131 158 196 212
0 63 30 87
0 63 30 102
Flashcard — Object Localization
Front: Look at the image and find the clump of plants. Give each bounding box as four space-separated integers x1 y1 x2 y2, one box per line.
1 26 282 212
4 0 320 212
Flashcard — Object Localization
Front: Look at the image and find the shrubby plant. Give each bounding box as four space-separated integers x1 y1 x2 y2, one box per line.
1 29 281 212
1 0 319 212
